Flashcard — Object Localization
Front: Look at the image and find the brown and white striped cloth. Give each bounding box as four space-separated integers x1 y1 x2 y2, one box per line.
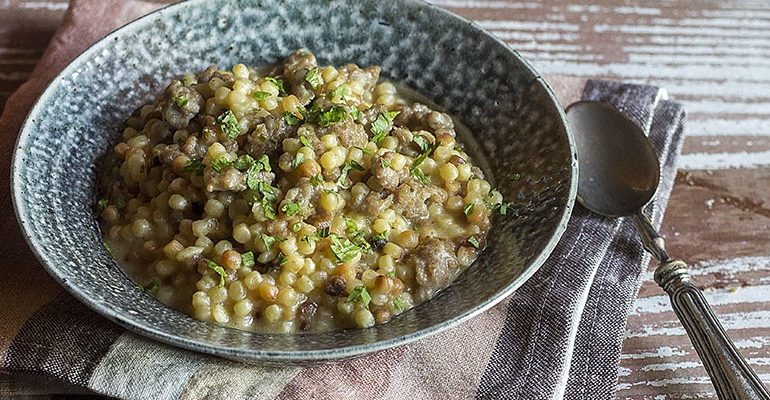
0 1 685 398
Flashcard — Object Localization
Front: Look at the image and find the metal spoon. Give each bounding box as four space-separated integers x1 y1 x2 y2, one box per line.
566 101 770 400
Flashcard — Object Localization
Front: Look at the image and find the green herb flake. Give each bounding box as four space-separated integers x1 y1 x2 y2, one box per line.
292 222 303 232
413 135 430 152
467 235 481 249
182 159 205 175
305 67 322 89
372 230 389 242
499 202 512 216
281 202 301 217
172 95 188 108
380 159 391 169
318 105 348 126
283 111 302 126
370 111 400 144
299 135 313 148
96 198 109 213
386 271 396 278
231 154 255 171
258 182 278 220
337 160 365 189
411 166 430 185
463 203 475 216
508 172 521 181
345 218 358 234
349 107 362 121
393 297 405 311
206 260 227 287
346 285 372 308
103 241 112 256
261 234 277 249
251 90 271 101
241 252 255 268
210 157 230 172
310 174 324 187
330 234 361 262
327 85 347 101
290 152 305 169
217 110 240 139
355 145 371 155
265 77 285 94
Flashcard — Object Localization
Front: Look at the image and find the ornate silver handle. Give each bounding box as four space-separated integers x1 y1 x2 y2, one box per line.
655 260 770 400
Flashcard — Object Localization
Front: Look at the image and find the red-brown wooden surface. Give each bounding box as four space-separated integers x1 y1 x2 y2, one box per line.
2 1 769 398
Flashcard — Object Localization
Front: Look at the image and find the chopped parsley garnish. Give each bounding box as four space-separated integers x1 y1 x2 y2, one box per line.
345 217 359 234
245 155 272 191
330 234 361 262
114 196 127 210
182 159 205 175
261 234 277 249
349 107 362 121
467 235 481 249
355 145 371 155
299 135 312 148
265 77 285 94
283 111 301 126
257 182 278 220
409 139 438 185
251 90 271 101
463 203 475 216
318 105 348 126
210 157 230 172
241 252 255 268
411 167 430 185
305 67 322 89
172 95 188 108
386 271 396 278
346 285 372 308
206 260 227 287
327 85 347 101
231 154 255 171
290 152 305 169
137 277 160 293
337 160 365 189
499 202 511 216
310 174 324 186
318 226 331 238
103 241 112 256
217 110 240 139
370 111 400 144
277 253 287 266
380 159 391 169
281 202 301 217
372 230 389 242
393 297 405 311
292 222 302 232
508 172 522 181
413 135 430 152
96 198 109 213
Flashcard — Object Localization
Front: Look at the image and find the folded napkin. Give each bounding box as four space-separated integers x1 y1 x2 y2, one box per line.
0 1 685 399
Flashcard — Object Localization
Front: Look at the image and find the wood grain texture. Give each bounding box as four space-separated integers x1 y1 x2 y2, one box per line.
1 0 769 398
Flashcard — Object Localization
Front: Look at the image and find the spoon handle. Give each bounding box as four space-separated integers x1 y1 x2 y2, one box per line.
655 260 770 400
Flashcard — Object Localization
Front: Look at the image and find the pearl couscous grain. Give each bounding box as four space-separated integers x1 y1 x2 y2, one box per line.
98 49 505 333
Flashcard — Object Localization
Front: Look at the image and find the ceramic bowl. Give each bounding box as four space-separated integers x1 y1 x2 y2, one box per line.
11 0 576 362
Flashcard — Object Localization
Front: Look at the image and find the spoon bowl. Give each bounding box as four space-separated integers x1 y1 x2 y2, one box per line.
566 101 660 218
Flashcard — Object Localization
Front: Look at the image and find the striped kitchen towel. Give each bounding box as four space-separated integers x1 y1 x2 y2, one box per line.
0 1 685 399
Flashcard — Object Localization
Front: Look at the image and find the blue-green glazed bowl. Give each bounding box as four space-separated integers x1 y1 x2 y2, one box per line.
11 0 576 362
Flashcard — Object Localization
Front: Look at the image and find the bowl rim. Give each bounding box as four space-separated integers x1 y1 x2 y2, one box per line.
10 0 578 361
